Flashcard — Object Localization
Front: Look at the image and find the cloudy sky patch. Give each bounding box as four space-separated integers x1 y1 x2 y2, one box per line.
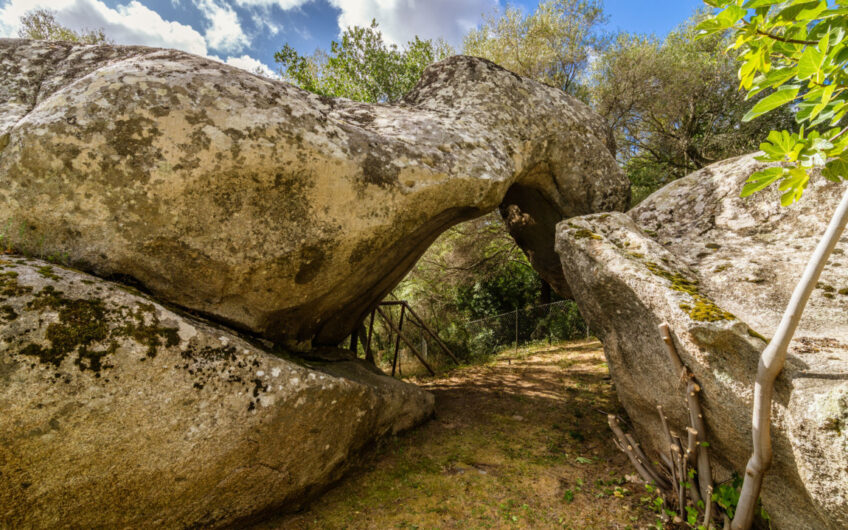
0 1 704 78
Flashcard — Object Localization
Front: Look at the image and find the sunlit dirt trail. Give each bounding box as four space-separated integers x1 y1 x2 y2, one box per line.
255 340 660 529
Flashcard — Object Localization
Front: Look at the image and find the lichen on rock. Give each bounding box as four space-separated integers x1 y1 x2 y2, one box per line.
555 154 848 530
0 257 434 528
0 38 628 349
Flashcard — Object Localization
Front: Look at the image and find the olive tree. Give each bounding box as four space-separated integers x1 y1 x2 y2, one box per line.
591 14 796 203
698 1 848 528
274 20 453 103
463 0 608 98
18 9 109 44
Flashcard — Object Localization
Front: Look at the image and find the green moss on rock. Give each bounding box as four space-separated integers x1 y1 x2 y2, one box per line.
36 265 61 281
114 302 180 358
817 283 836 293
572 229 602 240
747 327 768 342
19 295 113 372
0 304 17 321
18 286 180 373
0 270 32 300
643 261 734 322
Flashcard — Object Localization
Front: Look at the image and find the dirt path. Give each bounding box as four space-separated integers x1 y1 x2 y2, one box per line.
256 340 659 529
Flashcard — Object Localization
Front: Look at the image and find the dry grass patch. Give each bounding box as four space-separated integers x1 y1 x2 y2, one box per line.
254 340 661 529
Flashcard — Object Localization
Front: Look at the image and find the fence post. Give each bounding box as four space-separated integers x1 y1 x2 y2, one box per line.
514 307 519 355
391 305 405 377
548 303 552 345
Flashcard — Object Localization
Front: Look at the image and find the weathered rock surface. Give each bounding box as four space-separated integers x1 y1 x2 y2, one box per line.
556 154 848 529
0 256 434 528
0 39 628 349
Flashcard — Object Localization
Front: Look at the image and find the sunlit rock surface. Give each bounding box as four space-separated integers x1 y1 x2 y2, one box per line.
0 257 434 528
556 154 848 529
0 38 628 349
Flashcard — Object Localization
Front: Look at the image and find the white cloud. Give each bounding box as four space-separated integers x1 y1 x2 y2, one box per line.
194 0 249 52
328 0 498 47
233 0 312 9
0 0 209 56
223 53 278 77
1 0 275 80
249 9 281 36
234 0 497 47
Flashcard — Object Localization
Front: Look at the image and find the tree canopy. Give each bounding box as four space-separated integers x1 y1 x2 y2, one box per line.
699 0 848 205
591 12 795 202
697 3 848 528
463 0 608 98
274 20 453 103
18 9 109 45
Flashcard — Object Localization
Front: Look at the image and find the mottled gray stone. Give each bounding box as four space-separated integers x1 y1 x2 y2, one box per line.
556 154 848 529
0 38 628 349
0 257 434 528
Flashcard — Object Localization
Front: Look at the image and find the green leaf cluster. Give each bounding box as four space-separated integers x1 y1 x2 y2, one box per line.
18 9 110 45
698 0 848 205
462 0 608 98
274 20 453 103
591 11 795 204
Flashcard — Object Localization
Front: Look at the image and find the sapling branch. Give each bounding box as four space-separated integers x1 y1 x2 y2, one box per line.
687 380 713 511
732 186 848 529
608 414 665 488
658 405 678 492
660 452 673 472
686 426 698 467
659 322 686 380
626 432 670 490
704 485 714 530
687 457 703 507
672 436 686 518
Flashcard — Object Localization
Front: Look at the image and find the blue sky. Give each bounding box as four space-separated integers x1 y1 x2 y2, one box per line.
0 0 705 77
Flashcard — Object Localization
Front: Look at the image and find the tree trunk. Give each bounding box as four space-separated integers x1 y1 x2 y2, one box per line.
732 186 848 529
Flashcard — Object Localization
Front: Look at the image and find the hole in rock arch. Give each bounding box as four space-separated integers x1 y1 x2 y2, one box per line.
312 173 593 351
340 191 593 376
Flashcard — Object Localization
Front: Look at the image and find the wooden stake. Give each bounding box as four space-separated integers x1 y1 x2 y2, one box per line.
608 415 669 490
658 405 678 497
365 309 376 365
672 436 686 518
626 432 671 490
704 485 714 529
687 380 713 511
376 306 435 375
401 302 460 364
391 305 405 377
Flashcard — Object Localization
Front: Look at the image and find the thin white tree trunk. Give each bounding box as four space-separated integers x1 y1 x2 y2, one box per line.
732 186 848 529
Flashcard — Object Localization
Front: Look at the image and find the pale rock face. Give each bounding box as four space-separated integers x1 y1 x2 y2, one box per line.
556 154 848 529
0 39 628 349
0 257 434 528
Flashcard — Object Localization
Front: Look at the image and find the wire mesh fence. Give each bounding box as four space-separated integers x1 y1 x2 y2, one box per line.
463 300 589 356
365 300 589 376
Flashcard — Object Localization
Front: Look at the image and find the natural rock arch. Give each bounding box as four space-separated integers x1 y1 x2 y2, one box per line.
0 39 628 350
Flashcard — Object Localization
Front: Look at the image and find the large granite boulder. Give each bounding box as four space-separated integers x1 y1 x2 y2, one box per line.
0 39 628 349
556 154 848 529
0 256 434 528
